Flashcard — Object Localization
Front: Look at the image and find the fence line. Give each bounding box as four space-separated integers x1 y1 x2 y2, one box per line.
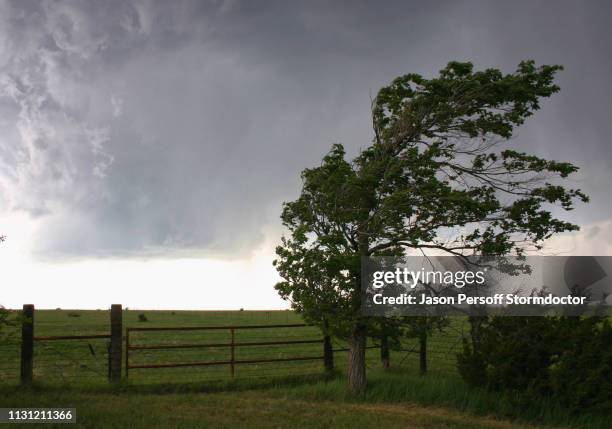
34 334 111 341
20 304 122 384
10 305 467 385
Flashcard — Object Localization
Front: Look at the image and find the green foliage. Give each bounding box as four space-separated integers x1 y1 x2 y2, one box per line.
457 315 612 414
550 317 612 413
402 315 449 345
372 61 563 140
0 308 14 343
274 60 587 347
458 317 558 392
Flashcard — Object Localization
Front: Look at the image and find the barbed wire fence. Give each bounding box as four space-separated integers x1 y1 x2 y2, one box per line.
0 306 468 386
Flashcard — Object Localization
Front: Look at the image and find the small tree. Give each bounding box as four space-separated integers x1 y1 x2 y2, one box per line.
274 61 587 393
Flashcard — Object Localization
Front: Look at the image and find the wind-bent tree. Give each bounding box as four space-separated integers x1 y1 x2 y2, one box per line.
274 61 588 393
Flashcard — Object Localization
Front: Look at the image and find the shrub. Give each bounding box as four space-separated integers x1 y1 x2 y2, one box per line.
550 317 612 413
138 313 148 322
456 338 487 387
457 315 612 413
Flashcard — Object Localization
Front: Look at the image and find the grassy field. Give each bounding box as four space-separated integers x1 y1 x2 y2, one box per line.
1 371 610 429
0 384 547 429
0 309 464 385
1 310 606 429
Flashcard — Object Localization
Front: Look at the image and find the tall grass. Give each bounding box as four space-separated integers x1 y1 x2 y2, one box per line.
268 370 611 429
4 370 608 429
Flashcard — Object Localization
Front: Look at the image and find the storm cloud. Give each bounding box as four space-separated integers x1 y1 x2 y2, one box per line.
0 0 611 259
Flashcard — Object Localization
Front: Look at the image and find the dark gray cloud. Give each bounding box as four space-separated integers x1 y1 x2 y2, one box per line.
0 0 610 259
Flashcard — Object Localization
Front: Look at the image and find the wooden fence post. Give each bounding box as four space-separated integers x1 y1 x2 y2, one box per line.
109 304 122 382
20 304 34 384
125 328 130 379
419 332 428 375
323 334 333 372
380 335 390 370
230 328 235 378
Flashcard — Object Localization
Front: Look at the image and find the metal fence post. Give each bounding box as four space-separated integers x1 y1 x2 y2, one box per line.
109 304 122 382
20 304 34 384
323 334 333 372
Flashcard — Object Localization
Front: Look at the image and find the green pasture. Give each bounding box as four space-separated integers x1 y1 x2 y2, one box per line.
1 371 609 429
0 310 465 385
1 311 607 429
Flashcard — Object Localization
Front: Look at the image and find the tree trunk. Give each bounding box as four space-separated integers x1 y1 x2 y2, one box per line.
348 323 367 394
419 331 427 375
380 334 390 370
322 320 333 373
349 231 369 394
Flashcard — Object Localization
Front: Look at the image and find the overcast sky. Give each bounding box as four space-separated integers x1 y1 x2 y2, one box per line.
1 0 611 309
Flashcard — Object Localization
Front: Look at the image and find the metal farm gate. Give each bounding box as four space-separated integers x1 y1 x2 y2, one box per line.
125 323 334 381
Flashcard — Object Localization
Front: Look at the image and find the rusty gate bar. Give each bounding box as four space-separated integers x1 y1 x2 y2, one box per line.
126 323 309 332
127 339 323 350
128 355 324 370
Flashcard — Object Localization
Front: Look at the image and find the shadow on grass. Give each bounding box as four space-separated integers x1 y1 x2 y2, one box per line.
3 370 340 396
2 369 610 429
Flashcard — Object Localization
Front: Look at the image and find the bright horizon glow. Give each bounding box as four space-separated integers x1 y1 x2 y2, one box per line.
3 211 612 310
0 212 287 310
